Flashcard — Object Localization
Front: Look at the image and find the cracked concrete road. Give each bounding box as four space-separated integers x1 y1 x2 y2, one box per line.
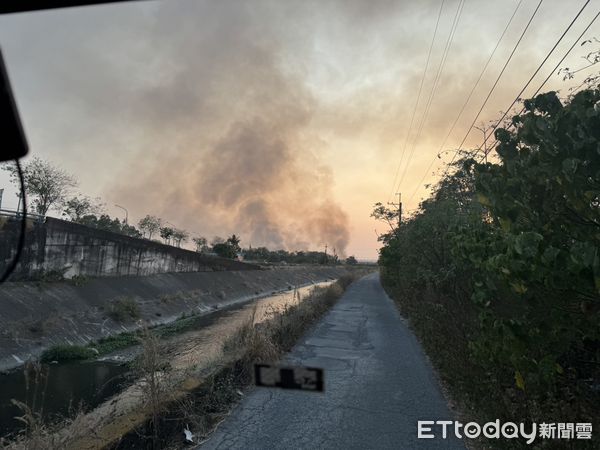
199 272 465 449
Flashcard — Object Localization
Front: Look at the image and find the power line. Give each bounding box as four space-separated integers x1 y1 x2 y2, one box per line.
387 0 445 203
406 0 524 204
444 0 544 169
478 0 596 160
395 0 465 195
480 13 600 161
395 0 465 194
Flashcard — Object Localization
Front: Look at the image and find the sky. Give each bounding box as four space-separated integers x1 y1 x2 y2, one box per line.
0 0 598 260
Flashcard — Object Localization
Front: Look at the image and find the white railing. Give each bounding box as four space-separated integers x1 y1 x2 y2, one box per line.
0 208 45 222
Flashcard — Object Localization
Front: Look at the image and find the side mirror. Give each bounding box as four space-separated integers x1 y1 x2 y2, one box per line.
0 48 28 162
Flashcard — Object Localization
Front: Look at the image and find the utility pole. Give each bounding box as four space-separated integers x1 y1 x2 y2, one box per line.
474 123 489 164
115 204 128 225
388 192 402 229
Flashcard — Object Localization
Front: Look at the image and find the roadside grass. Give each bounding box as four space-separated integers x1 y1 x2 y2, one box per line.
111 272 364 449
0 404 95 450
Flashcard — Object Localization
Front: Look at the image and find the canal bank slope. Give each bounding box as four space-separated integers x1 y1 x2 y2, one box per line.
0 266 349 371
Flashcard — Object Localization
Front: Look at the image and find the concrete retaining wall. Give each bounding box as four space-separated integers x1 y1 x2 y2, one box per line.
0 216 257 280
0 266 349 371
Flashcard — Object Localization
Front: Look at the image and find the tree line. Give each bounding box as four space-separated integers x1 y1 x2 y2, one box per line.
2 160 359 263
374 87 599 428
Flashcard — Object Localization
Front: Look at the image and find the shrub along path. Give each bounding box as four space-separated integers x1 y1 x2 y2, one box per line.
199 272 464 449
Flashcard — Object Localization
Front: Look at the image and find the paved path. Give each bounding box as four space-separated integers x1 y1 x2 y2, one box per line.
200 272 464 449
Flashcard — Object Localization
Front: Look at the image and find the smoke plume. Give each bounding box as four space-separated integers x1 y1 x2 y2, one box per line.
107 0 350 254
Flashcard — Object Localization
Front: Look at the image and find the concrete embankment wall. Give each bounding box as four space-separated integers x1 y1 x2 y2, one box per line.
0 266 348 371
0 216 257 280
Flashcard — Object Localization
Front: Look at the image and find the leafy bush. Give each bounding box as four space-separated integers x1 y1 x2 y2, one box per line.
69 274 89 286
108 296 140 322
94 332 139 354
467 90 600 394
29 268 69 283
212 242 238 259
40 345 95 363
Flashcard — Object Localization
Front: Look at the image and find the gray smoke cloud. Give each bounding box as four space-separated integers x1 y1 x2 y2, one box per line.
105 0 351 254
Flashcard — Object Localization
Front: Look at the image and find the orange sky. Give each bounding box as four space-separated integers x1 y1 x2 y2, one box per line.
0 0 598 260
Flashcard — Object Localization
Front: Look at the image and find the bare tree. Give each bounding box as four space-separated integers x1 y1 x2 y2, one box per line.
62 195 104 222
138 215 162 239
159 226 174 245
171 228 189 248
192 236 208 252
3 157 77 216
137 327 167 449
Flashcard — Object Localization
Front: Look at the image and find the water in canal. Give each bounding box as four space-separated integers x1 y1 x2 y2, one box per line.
0 360 129 438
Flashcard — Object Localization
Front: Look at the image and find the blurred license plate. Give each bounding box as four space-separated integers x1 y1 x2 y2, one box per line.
254 364 324 392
